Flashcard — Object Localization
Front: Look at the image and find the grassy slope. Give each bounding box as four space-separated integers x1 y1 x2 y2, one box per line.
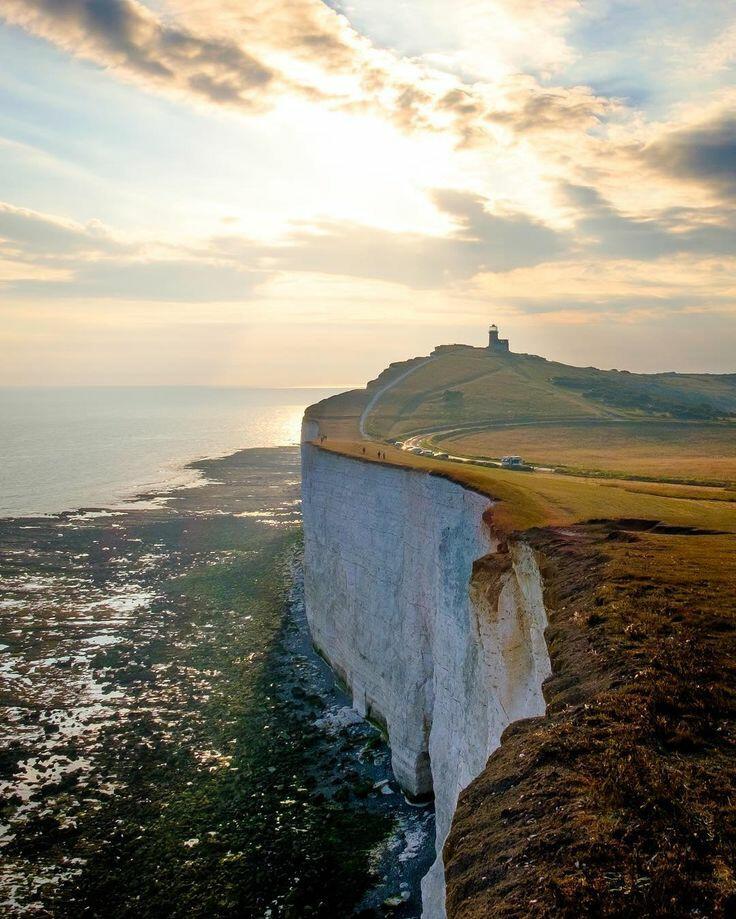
445 522 736 918
366 350 607 437
307 346 736 526
366 349 736 439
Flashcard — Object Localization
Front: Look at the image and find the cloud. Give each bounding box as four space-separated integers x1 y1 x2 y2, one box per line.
696 21 736 74
245 0 610 145
173 0 364 73
0 0 280 110
0 189 568 301
642 114 736 199
486 82 612 134
563 183 736 259
473 254 736 305
3 185 732 310
326 0 579 79
0 202 122 257
0 0 613 152
0 201 263 300
14 258 265 301
432 189 568 268
227 190 568 287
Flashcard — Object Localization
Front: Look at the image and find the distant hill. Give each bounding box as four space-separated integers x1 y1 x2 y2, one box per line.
354 347 736 487
306 345 736 487
364 347 736 440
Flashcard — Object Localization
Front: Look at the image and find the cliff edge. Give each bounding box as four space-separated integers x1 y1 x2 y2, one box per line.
301 443 550 915
300 347 736 917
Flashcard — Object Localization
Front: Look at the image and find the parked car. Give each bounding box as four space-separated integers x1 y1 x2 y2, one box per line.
501 455 529 470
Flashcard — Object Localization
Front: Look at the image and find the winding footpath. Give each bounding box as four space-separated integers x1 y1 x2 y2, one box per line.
358 356 437 437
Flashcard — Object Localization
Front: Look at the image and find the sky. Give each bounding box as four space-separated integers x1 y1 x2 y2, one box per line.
0 0 735 385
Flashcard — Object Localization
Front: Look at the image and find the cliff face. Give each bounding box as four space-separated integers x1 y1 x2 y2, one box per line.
301 442 550 916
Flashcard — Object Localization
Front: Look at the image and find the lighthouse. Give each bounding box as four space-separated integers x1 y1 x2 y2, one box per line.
488 323 510 353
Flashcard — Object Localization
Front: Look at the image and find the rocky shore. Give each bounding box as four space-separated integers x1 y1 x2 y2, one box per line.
0 446 433 917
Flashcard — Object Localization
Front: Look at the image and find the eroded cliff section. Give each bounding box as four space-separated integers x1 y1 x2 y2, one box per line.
444 522 736 918
301 442 550 917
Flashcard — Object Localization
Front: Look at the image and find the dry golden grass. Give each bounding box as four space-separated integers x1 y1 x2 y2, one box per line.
306 348 736 533
315 438 736 534
446 522 736 918
441 421 736 485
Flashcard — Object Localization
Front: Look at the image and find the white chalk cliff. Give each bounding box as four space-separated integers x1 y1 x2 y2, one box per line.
300 439 551 918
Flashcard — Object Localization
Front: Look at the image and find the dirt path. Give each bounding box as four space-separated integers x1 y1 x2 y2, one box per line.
359 356 437 438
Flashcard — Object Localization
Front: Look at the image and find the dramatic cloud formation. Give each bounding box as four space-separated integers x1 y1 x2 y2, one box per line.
0 0 282 109
1 0 735 382
0 0 611 150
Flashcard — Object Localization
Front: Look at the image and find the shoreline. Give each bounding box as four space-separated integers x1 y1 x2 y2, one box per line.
0 445 433 916
0 385 342 520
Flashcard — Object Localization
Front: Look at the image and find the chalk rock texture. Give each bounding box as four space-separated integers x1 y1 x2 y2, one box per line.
301 443 550 917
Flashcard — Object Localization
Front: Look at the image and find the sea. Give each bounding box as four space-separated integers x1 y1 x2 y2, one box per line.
0 385 435 916
0 386 342 517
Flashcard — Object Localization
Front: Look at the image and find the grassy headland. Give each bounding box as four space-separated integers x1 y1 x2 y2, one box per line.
304 345 736 533
304 345 736 918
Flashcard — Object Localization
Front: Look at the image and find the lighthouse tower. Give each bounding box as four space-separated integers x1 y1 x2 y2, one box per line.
488 323 510 353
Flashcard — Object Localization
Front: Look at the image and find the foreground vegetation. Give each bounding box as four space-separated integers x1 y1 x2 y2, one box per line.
446 522 736 917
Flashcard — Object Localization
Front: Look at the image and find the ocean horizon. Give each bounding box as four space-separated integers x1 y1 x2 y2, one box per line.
0 386 344 517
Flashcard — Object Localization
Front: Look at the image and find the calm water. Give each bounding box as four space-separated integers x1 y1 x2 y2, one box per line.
0 386 342 517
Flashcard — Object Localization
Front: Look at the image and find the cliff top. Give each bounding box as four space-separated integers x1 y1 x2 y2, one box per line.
304 347 736 534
